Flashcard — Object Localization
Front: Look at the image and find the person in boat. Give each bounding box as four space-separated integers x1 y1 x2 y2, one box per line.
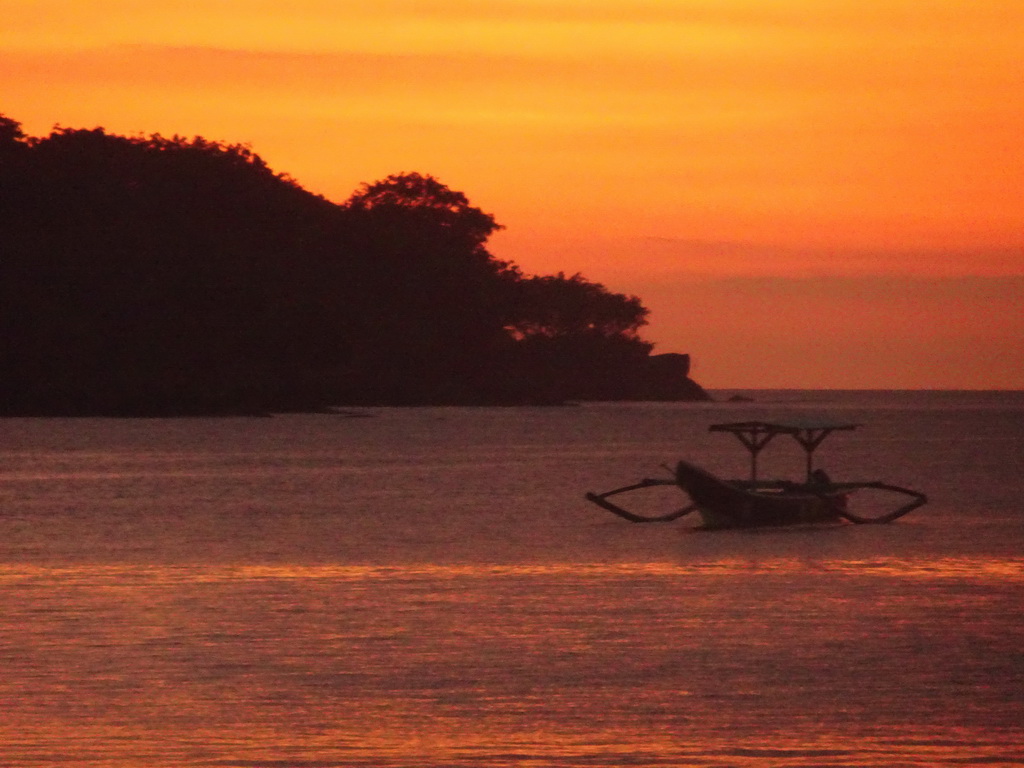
809 468 832 487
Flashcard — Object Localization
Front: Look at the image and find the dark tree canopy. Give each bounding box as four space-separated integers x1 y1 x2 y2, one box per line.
0 113 706 414
0 115 26 147
508 272 650 340
346 171 502 247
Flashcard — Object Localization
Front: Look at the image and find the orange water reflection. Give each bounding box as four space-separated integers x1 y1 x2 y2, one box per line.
0 558 1020 767
3 556 1021 583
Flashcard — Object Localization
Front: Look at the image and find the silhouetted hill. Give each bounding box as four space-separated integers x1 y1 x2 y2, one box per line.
0 113 709 415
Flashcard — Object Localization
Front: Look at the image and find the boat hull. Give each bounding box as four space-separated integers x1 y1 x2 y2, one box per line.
676 460 847 529
695 491 846 529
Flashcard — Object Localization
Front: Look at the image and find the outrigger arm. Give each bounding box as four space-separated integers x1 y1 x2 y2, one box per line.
584 478 698 523
825 481 928 524
585 476 927 526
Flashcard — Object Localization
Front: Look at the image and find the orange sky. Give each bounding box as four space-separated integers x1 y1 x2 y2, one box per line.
2 0 1021 388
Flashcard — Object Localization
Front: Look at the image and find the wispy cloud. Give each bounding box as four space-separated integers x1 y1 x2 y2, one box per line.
631 238 1024 278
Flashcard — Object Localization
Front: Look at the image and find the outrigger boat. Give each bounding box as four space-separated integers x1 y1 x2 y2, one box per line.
585 420 927 529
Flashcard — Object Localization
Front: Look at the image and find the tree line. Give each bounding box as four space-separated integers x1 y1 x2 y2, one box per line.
0 113 707 415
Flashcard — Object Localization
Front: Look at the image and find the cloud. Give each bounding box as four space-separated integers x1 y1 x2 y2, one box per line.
627 273 1024 388
631 238 1024 278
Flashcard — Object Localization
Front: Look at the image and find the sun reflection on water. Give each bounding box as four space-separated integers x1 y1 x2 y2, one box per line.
2 556 1022 584
0 558 1020 766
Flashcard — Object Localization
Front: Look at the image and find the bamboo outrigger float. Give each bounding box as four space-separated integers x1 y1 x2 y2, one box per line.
585 420 927 528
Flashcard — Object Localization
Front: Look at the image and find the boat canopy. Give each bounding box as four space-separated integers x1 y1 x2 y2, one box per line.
709 420 859 481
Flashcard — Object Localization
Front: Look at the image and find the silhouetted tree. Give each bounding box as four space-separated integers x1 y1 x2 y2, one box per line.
508 272 649 340
501 273 654 400
346 172 503 254
0 114 26 153
0 120 336 412
336 173 521 403
0 114 706 413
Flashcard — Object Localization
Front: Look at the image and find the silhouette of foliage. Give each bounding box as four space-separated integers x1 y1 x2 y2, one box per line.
0 114 26 149
0 113 706 414
346 172 503 254
508 272 650 340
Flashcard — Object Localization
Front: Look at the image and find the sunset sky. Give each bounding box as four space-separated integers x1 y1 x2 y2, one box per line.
2 0 1021 388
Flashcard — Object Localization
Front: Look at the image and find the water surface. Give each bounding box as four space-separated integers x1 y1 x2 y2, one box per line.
1 391 1022 766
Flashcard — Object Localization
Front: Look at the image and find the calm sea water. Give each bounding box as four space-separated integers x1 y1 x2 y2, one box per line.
1 391 1022 767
